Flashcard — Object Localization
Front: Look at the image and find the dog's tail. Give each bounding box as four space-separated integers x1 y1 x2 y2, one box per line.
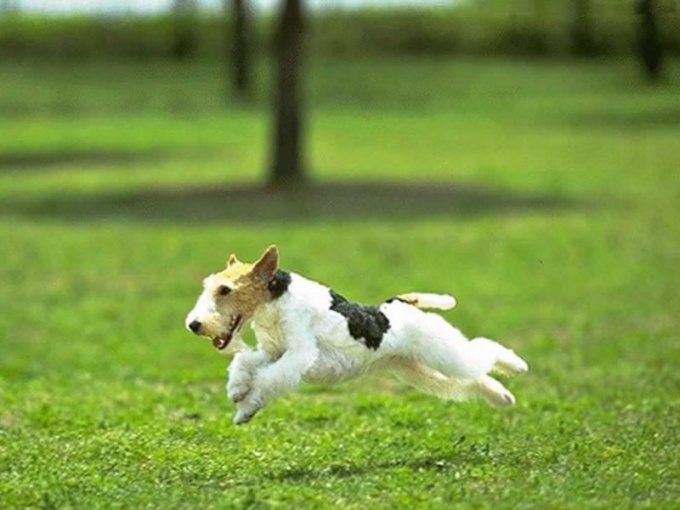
391 292 456 310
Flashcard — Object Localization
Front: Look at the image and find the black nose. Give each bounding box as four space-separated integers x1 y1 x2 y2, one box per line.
188 320 202 334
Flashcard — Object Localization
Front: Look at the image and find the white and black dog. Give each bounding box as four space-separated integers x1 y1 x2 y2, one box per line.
186 246 528 424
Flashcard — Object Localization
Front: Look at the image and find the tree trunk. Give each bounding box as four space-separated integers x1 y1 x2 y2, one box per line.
637 0 663 82
570 0 595 56
172 0 198 60
269 0 306 188
229 0 251 99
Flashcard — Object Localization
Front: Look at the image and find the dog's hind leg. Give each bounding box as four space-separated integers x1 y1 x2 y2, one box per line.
391 359 477 402
391 360 515 407
474 375 516 407
469 337 528 375
403 314 528 380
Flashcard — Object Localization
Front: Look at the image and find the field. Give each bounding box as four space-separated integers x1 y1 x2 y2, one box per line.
0 57 679 508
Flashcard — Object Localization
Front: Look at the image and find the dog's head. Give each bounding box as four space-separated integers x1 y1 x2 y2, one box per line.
185 245 279 351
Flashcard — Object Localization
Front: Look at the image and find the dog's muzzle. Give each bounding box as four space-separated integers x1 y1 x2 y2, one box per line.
211 314 243 350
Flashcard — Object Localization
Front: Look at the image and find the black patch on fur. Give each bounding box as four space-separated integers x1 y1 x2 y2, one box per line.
329 290 390 350
268 270 292 299
385 296 409 305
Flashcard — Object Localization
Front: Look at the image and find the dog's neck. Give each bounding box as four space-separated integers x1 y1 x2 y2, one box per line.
251 298 281 328
250 270 292 341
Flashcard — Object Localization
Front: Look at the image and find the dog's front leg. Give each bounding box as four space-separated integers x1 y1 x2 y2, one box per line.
226 348 271 404
233 326 318 425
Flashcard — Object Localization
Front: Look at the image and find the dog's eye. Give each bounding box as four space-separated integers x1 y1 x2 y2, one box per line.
217 285 231 296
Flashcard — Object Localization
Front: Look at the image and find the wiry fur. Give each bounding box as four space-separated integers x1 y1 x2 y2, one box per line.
393 292 456 310
186 246 528 425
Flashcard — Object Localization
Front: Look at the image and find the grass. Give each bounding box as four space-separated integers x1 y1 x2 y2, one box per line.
0 57 679 508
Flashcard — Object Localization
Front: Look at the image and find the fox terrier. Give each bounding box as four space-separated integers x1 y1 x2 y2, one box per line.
185 246 528 425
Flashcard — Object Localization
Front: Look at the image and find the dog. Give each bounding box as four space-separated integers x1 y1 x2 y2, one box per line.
185 245 528 425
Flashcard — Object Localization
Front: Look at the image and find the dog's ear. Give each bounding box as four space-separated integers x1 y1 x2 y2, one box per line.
252 245 278 283
227 253 240 266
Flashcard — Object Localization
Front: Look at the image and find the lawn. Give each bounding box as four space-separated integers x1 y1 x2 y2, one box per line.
0 56 678 508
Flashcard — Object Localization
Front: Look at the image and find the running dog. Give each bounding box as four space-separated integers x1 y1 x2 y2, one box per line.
185 246 528 424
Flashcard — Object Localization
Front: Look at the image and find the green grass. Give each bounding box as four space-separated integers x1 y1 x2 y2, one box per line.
1 57 679 508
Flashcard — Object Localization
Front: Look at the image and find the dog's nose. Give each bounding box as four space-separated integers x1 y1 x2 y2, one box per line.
188 320 202 334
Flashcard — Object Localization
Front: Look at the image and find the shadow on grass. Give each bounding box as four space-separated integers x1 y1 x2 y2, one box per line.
265 438 490 483
269 456 457 483
0 148 180 171
570 107 680 130
0 181 575 224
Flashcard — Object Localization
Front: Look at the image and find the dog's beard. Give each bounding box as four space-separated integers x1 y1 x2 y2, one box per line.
211 314 243 351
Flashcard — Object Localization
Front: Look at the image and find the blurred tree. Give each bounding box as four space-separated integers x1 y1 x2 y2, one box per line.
172 0 198 60
269 0 307 188
228 0 251 100
636 0 664 82
570 0 595 56
523 0 548 56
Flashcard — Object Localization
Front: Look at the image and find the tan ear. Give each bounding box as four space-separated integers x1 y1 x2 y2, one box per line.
227 253 240 266
252 245 279 282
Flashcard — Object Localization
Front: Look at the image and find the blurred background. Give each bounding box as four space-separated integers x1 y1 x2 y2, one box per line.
1 1 679 507
1 0 677 189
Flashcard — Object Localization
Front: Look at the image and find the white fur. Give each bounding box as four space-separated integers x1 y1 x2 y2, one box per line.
208 273 528 425
395 292 456 310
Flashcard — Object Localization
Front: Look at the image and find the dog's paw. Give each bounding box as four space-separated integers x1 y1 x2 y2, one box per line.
233 401 261 425
495 388 516 406
227 382 251 403
232 391 265 425
226 370 254 403
233 408 257 425
496 350 529 375
477 376 516 407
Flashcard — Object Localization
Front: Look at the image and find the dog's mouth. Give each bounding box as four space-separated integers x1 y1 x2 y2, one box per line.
211 314 243 351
